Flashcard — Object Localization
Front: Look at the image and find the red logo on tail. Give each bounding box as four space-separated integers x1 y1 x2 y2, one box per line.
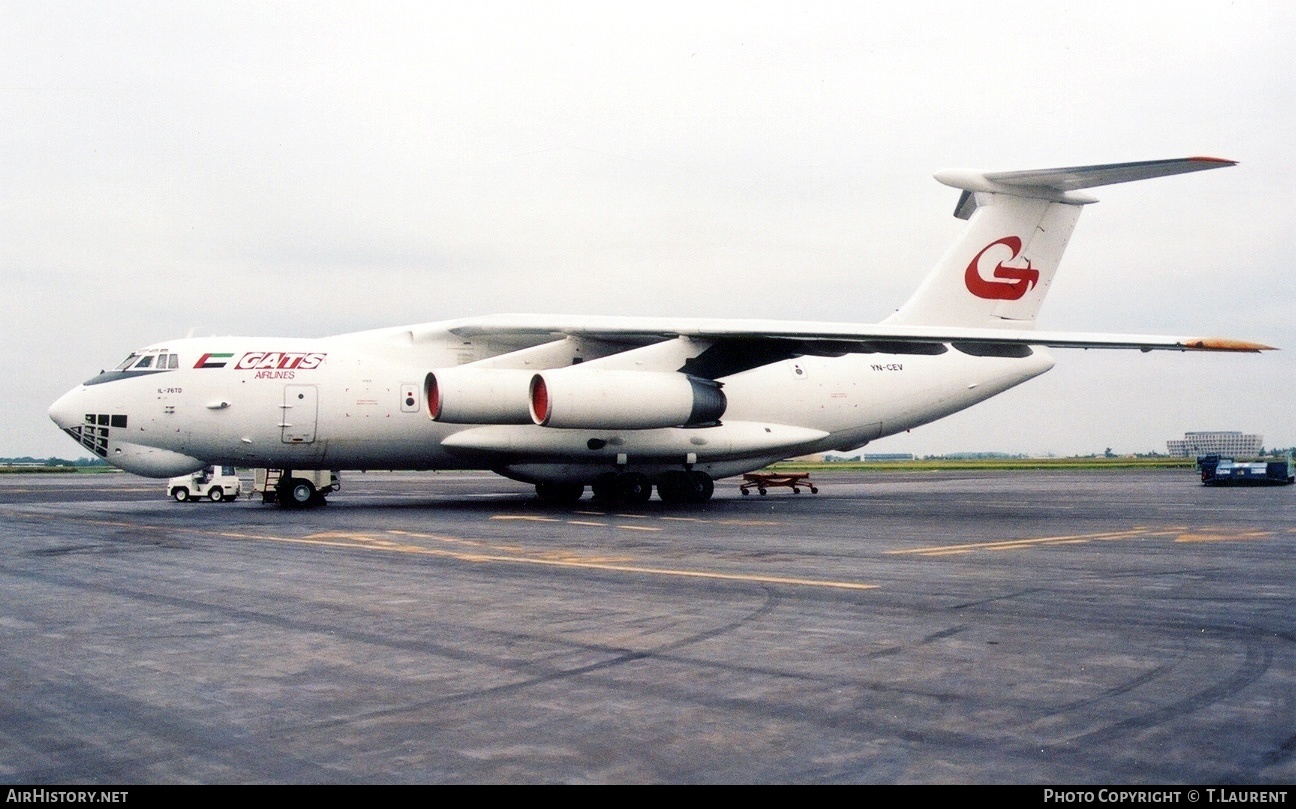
964 237 1039 300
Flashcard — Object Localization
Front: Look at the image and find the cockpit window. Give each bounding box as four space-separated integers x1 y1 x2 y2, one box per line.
113 354 141 371
86 348 178 385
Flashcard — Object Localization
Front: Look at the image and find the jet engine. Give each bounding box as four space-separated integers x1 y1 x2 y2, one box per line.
425 368 534 424
529 370 726 429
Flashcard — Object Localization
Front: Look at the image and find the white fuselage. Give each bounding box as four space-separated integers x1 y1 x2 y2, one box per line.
48 324 1054 483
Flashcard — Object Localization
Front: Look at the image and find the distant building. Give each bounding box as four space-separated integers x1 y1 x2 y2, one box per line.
1167 431 1262 458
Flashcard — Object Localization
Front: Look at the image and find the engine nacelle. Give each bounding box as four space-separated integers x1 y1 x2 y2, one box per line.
425 368 534 424
529 370 726 429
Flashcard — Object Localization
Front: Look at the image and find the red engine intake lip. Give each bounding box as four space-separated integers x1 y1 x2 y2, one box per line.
425 373 442 420
529 375 551 426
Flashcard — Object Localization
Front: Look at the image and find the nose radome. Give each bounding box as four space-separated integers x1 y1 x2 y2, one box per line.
49 387 84 431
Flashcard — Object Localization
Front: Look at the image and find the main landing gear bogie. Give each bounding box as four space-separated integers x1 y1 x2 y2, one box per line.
541 470 715 506
655 471 714 505
277 478 328 509
534 481 585 504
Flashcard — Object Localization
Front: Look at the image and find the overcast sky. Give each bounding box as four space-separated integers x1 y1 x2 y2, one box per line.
4 1 1294 459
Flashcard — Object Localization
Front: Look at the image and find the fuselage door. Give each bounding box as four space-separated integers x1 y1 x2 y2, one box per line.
281 385 319 444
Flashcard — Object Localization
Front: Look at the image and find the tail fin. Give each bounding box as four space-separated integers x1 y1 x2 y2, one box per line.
885 157 1236 329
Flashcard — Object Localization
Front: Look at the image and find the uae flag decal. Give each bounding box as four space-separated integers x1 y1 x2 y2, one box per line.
194 353 234 369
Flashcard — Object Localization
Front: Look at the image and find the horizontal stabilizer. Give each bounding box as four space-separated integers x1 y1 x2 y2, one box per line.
982 156 1237 191
935 156 1236 204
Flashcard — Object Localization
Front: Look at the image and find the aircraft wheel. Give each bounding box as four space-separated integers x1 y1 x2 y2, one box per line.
590 473 619 502
536 482 584 504
618 472 652 505
656 471 690 505
685 472 715 504
280 478 317 508
209 488 224 502
172 488 190 502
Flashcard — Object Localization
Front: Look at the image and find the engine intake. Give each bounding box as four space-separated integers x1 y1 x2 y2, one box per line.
529 370 726 429
425 368 534 424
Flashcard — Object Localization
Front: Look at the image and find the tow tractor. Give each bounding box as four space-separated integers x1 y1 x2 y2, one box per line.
167 465 242 502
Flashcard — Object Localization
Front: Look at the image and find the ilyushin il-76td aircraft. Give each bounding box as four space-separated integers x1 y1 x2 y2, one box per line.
50 157 1273 507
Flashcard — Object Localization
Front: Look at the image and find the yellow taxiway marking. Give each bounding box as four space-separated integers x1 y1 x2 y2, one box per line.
1176 530 1274 543
295 528 874 589
888 527 1189 557
570 514 782 527
490 514 771 531
0 510 874 592
390 529 633 564
715 519 783 526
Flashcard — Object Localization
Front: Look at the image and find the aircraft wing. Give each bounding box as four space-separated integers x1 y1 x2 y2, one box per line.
394 315 1273 379
417 314 1273 352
